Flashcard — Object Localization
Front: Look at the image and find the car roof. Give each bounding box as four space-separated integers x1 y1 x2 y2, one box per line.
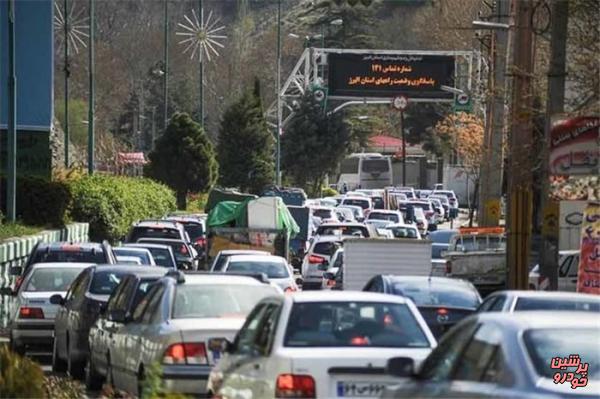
312 235 345 243
474 311 600 330
319 222 367 227
176 273 278 286
384 275 476 289
29 262 95 270
90 264 167 275
227 255 286 263
218 249 269 256
385 223 418 229
137 238 186 244
493 290 600 301
124 243 172 250
369 210 401 214
36 242 105 251
114 247 151 253
289 290 410 304
343 196 371 201
164 217 203 225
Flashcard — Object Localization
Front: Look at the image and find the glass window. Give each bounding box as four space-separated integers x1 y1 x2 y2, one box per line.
132 284 160 321
70 272 92 307
130 227 181 242
234 304 268 355
317 225 367 237
24 267 85 292
392 281 480 309
419 321 478 381
141 286 165 324
453 324 504 381
107 277 135 313
340 158 360 174
343 199 370 210
361 159 390 173
89 270 130 295
131 279 158 310
514 297 600 312
35 249 106 264
113 248 151 265
183 224 204 241
254 304 281 356
146 248 175 269
369 212 399 223
212 255 228 271
313 241 342 256
568 256 579 277
172 284 279 319
284 302 430 348
226 261 289 279
387 226 419 239
313 209 333 220
489 296 507 311
138 240 190 262
524 328 600 379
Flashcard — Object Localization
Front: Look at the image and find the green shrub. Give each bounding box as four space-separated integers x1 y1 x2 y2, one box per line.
0 176 71 227
321 187 339 197
68 175 176 242
0 346 46 398
0 223 43 241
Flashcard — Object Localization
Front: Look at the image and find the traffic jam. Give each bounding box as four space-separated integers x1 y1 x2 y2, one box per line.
2 186 599 399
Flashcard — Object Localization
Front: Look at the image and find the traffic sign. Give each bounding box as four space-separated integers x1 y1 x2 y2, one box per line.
453 92 472 113
392 95 408 111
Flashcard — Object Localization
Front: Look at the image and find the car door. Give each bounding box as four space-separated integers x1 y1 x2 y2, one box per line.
58 270 91 359
54 270 86 358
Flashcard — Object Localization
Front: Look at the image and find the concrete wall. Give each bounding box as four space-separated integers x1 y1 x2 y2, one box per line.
443 165 476 207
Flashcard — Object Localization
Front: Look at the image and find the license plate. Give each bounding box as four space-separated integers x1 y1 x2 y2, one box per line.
336 381 391 397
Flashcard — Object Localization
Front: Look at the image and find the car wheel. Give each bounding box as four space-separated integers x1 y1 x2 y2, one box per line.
67 338 85 380
52 337 67 373
85 355 104 391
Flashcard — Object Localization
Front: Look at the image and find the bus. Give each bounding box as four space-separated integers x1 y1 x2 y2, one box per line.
337 153 393 191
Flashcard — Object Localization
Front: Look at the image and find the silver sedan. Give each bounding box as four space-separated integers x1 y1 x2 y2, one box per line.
221 254 299 293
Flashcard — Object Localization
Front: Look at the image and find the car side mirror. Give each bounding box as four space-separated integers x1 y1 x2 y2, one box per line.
50 294 65 306
178 261 192 270
9 266 22 276
386 357 415 378
0 287 15 296
222 339 234 353
295 277 303 286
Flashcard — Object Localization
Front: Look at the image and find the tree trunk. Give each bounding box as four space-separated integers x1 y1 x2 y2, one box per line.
176 190 187 210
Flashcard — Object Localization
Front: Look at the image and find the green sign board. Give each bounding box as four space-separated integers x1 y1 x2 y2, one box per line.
453 93 472 113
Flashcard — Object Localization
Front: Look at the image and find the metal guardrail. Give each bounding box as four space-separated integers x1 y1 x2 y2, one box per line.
0 223 89 328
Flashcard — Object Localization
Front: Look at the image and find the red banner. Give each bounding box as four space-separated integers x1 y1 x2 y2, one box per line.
577 202 600 294
550 116 599 176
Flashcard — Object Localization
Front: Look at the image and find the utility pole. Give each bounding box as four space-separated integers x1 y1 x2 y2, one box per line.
539 0 569 290
6 0 17 222
199 0 204 129
401 111 406 186
87 0 95 174
275 0 282 186
478 0 509 226
506 0 535 290
63 0 70 168
163 0 169 130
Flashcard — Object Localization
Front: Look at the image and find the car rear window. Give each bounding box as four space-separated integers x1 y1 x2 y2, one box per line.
392 282 480 308
524 328 600 379
313 241 342 256
183 224 204 241
32 249 106 264
227 260 289 278
146 248 175 268
317 225 367 237
139 240 190 261
313 209 333 219
284 302 430 348
129 226 181 242
89 271 129 295
114 248 151 264
343 199 370 210
369 212 399 223
514 297 600 312
387 226 419 239
172 284 278 319
25 267 85 292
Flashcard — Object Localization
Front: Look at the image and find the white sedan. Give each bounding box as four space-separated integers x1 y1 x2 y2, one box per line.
208 291 436 399
221 254 299 293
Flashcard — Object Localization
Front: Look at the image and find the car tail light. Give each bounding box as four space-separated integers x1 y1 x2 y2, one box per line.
437 308 448 316
326 279 336 287
195 237 207 247
445 261 452 275
284 286 297 293
276 374 316 398
163 342 207 365
308 255 324 264
19 307 44 319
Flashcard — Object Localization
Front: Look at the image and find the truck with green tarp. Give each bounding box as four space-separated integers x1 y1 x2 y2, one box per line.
205 197 300 263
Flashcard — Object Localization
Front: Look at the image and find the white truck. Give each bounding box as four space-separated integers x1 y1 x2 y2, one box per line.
342 238 432 291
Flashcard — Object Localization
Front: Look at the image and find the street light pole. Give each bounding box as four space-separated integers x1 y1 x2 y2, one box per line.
6 0 17 222
199 0 204 128
275 0 282 186
87 0 95 174
163 0 169 130
63 0 70 168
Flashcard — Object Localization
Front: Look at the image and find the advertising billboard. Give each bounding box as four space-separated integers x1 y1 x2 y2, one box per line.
577 202 600 294
327 53 455 99
549 116 599 176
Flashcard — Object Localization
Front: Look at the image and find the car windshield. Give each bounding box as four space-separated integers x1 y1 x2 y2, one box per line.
317 225 367 237
343 199 370 209
114 248 151 264
514 297 600 312
172 284 278 319
369 212 399 222
32 249 106 264
89 271 128 295
361 159 389 173
524 328 600 379
284 302 430 348
129 226 180 241
146 248 175 268
226 260 289 278
387 226 419 239
392 282 480 308
25 267 85 292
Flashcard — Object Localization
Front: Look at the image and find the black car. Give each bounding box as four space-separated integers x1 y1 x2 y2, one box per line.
51 265 165 379
86 268 168 389
363 275 482 338
164 216 207 256
12 241 116 290
136 238 198 270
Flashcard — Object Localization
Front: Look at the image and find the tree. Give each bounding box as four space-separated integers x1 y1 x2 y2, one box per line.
282 93 349 196
217 79 274 194
435 112 484 226
146 112 218 209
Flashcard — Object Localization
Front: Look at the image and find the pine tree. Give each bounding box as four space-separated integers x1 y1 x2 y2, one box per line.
146 112 218 209
217 79 274 194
